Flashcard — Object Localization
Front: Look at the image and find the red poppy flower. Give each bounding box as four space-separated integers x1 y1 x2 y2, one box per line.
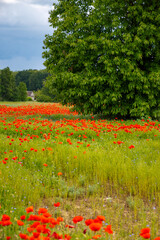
1 214 10 221
2 220 12 226
73 216 83 224
140 228 150 239
97 215 105 222
89 223 102 232
43 163 48 167
26 206 34 213
65 234 72 240
58 172 62 176
92 235 101 239
20 215 26 220
57 217 63 222
38 208 48 215
19 233 28 239
33 232 40 238
104 225 113 234
54 202 60 207
17 220 24 226
129 145 135 149
36 224 46 233
85 219 94 226
65 224 75 228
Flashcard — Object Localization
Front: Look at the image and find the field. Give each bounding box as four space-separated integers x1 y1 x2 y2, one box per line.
0 102 160 240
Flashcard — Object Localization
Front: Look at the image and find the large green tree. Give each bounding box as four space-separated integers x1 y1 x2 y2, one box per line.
43 0 160 118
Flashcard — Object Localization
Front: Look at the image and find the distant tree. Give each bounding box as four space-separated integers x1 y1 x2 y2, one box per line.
15 69 49 91
15 70 36 90
43 0 160 118
0 67 17 101
0 72 2 100
17 82 27 101
28 70 49 91
34 80 56 102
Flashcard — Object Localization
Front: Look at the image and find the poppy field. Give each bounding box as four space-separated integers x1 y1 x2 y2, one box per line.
0 102 160 240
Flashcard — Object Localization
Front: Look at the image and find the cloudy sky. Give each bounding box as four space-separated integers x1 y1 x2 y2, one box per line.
0 0 56 71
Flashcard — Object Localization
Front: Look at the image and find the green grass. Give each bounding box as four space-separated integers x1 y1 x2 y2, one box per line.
0 103 160 239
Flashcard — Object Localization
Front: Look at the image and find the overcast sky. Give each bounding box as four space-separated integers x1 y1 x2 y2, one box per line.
0 0 56 71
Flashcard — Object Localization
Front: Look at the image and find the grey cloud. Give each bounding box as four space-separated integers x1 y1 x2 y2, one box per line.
0 56 45 71
0 27 48 59
0 0 55 71
0 1 53 28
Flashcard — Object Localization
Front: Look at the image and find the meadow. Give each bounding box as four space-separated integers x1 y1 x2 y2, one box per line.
0 102 160 240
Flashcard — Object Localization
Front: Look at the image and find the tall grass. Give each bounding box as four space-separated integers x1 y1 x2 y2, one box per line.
0 103 160 239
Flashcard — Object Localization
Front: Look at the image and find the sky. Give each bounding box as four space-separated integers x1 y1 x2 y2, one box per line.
0 0 56 71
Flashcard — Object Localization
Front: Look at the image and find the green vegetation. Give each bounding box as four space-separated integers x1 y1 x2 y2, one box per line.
15 69 49 91
43 0 160 119
0 102 160 239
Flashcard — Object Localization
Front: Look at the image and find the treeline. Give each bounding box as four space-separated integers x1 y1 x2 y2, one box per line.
0 67 55 102
14 69 49 91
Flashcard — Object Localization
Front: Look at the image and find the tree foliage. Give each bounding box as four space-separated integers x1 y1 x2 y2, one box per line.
0 67 17 101
43 0 160 118
15 69 49 91
17 82 27 101
34 81 56 102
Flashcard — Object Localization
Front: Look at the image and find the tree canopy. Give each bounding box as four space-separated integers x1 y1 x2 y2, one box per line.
43 0 160 118
0 67 17 101
15 69 49 91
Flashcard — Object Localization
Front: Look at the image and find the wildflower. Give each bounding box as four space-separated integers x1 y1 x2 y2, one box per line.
140 228 150 239
65 234 72 240
58 172 62 176
6 237 11 240
26 206 34 213
57 217 63 222
19 233 28 239
153 238 160 240
20 215 26 220
41 215 50 223
73 216 83 224
1 214 10 221
43 163 48 166
97 215 105 222
83 229 87 234
38 208 48 215
1 220 12 226
33 232 40 238
27 227 34 232
65 224 75 228
51 232 63 239
104 225 113 234
17 220 25 226
85 219 94 226
43 212 52 218
117 141 124 145
36 224 46 233
89 223 102 232
54 202 60 207
129 145 135 149
92 235 102 239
